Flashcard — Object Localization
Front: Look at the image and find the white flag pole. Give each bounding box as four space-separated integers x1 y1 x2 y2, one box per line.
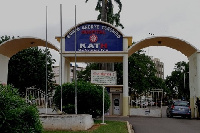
102 86 105 124
45 6 48 114
60 4 63 113
74 5 77 115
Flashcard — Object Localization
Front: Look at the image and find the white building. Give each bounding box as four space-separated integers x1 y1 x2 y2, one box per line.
52 64 85 85
150 57 164 79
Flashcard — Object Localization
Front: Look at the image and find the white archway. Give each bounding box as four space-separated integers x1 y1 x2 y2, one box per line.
128 36 199 118
0 37 59 84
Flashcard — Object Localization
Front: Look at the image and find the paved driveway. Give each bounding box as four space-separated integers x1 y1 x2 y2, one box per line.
104 116 200 133
103 106 200 133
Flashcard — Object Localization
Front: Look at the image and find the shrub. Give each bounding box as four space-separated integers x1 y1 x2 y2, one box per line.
0 84 43 133
53 81 110 118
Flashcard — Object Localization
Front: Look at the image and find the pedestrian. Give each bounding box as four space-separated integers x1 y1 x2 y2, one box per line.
196 97 200 119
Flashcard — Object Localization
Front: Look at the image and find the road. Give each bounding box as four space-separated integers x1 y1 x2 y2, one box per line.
104 106 200 133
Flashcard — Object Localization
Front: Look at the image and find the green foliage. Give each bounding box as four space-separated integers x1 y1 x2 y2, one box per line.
53 81 110 118
116 50 165 95
0 35 14 44
0 84 43 133
77 50 165 96
8 47 56 96
85 0 124 29
77 63 99 81
165 61 189 100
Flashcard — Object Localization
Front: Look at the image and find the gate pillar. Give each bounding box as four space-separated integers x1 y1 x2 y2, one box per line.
0 54 9 84
189 51 200 118
123 54 129 116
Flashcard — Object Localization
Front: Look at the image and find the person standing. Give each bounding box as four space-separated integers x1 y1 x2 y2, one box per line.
196 97 200 119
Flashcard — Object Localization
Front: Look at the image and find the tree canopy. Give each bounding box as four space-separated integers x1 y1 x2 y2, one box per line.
116 50 165 95
0 84 43 132
0 35 14 44
165 61 189 100
77 50 165 96
0 35 56 96
85 0 124 29
8 47 56 96
53 81 110 118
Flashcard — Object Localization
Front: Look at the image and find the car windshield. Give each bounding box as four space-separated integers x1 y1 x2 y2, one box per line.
174 101 189 106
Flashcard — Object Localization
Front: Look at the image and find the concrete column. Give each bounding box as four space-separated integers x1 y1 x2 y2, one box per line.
123 38 128 51
59 56 71 84
65 58 71 83
189 51 200 118
0 54 9 84
123 54 129 116
59 37 71 84
109 93 113 115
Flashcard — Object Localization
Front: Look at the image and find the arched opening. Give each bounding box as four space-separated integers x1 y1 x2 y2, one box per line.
0 37 59 84
128 36 197 57
0 37 59 58
128 36 199 118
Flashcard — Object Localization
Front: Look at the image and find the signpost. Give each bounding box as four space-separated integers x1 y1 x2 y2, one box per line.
91 70 117 124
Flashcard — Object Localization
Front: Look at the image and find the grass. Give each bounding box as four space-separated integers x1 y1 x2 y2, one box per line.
43 120 128 133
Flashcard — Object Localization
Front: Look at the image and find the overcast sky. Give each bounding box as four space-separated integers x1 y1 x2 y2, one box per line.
1 0 200 78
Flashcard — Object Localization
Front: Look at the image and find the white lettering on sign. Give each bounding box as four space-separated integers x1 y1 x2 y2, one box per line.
66 24 121 39
91 70 117 85
82 24 100 30
67 27 80 38
79 43 99 49
78 43 109 51
101 26 121 38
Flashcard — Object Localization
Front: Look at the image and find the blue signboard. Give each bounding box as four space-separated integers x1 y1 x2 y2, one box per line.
65 22 123 51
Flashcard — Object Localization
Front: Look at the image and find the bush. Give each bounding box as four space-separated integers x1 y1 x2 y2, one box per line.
0 84 43 133
53 81 110 118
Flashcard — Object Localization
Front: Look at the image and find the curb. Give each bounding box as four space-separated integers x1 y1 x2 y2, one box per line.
127 121 134 133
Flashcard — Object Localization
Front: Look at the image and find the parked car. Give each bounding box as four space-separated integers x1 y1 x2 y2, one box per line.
166 100 191 119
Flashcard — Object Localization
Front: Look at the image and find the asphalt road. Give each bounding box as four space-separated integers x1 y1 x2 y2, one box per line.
104 106 200 133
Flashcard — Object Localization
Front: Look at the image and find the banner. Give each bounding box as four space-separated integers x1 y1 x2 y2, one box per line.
91 70 117 85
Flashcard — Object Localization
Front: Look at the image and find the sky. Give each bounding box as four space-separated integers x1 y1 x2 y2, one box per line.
1 0 200 78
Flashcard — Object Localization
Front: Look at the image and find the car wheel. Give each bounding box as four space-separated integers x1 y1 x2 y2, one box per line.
182 116 186 119
166 113 170 118
169 114 173 118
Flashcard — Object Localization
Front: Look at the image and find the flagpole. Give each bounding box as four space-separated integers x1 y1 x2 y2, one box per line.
75 5 77 115
60 4 63 112
45 6 48 114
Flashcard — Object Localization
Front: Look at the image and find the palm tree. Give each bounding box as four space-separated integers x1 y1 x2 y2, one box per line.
85 0 124 71
85 0 124 29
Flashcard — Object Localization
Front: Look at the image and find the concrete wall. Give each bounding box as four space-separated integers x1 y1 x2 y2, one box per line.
130 108 161 117
0 54 9 84
40 114 94 131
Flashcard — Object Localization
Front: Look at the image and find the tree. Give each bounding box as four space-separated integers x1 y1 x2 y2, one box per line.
53 81 110 118
77 63 99 81
77 50 165 95
0 84 43 133
85 0 124 29
115 50 165 95
0 35 14 44
85 0 124 71
165 61 189 100
7 47 56 96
